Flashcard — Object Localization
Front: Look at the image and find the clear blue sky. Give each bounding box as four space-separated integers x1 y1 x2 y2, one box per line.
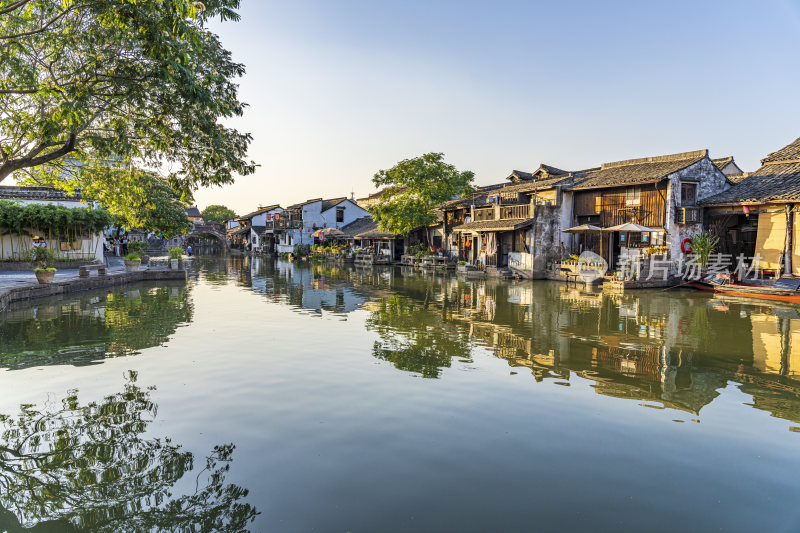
191 0 800 214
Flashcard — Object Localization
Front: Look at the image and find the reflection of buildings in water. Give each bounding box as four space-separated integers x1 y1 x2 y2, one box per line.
750 312 800 379
247 258 370 314
590 345 725 414
226 258 800 425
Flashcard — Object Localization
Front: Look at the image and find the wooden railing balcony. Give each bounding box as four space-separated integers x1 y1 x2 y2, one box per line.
469 204 532 223
473 208 494 221
500 204 531 220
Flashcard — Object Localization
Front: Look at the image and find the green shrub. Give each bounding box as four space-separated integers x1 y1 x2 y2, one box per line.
124 253 141 261
127 240 148 256
168 246 184 260
28 247 54 269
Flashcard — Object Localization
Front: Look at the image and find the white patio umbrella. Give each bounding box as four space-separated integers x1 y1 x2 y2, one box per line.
602 222 661 233
562 224 603 233
312 227 344 238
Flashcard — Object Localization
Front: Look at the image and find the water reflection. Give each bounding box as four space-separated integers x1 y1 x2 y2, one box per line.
221 256 800 426
0 372 257 531
0 282 192 370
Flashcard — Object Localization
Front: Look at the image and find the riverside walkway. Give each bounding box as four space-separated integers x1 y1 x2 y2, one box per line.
0 256 185 312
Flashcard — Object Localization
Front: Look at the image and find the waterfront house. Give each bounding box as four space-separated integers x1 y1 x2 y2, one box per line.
277 197 369 253
442 165 575 274
0 185 105 261
340 216 405 261
232 204 284 252
701 136 800 277
566 149 730 271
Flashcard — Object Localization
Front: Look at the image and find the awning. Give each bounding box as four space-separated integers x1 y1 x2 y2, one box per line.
562 224 603 233
229 226 251 236
603 222 661 232
452 218 534 233
312 227 344 239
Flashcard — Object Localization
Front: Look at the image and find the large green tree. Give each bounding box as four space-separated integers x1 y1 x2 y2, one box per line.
28 165 192 238
368 153 474 239
0 0 255 195
202 204 237 224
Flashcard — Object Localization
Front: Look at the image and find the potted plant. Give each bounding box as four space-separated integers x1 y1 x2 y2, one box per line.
128 240 149 265
168 246 184 269
31 247 56 284
692 231 719 273
124 253 141 272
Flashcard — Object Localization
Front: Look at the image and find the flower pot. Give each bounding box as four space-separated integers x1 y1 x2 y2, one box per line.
124 260 141 272
170 259 180 270
34 269 56 284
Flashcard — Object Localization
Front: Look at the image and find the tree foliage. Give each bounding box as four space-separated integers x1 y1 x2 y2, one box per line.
202 204 236 224
0 0 255 194
368 153 474 237
0 200 111 235
25 165 192 238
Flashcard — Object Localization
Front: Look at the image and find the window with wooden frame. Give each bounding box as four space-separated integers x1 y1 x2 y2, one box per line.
625 187 641 206
680 182 697 206
336 207 345 223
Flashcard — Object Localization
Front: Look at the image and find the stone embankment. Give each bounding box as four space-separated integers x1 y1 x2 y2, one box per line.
0 268 186 313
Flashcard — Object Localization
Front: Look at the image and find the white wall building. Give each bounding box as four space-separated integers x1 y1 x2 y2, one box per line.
277 197 369 253
0 186 105 262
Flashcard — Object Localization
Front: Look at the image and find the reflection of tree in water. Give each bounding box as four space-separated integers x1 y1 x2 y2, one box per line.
0 284 192 370
0 372 257 532
366 295 472 378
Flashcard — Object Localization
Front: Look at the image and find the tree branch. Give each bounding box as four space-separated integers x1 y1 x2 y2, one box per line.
0 0 30 17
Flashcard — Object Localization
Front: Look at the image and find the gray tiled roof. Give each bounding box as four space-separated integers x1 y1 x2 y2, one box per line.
439 183 507 209
711 156 734 170
238 204 281 220
185 207 202 218
761 136 800 164
356 186 407 202
508 170 535 181
569 150 708 190
0 186 82 201
452 218 534 232
340 217 397 239
321 197 348 212
701 139 800 204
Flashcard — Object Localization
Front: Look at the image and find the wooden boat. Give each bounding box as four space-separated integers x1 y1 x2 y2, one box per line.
689 277 800 304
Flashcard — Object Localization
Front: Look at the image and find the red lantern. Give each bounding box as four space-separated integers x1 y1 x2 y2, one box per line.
743 205 751 216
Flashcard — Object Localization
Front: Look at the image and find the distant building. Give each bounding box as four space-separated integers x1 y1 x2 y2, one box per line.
231 204 284 252
277 197 369 253
0 186 105 261
711 156 745 179
356 187 406 209
185 206 203 224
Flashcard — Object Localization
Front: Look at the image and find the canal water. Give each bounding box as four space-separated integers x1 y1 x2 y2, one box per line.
1 256 799 532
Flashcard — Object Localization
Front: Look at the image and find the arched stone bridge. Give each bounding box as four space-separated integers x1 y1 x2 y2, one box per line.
184 223 229 247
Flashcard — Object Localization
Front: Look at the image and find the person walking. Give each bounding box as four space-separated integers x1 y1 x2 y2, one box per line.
187 244 193 257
